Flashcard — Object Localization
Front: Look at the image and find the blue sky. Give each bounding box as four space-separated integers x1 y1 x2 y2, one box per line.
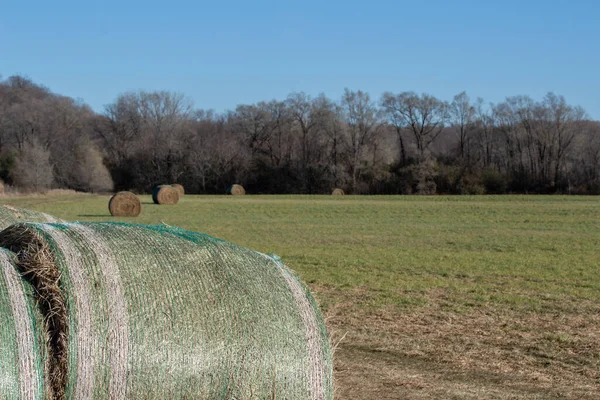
1 0 599 118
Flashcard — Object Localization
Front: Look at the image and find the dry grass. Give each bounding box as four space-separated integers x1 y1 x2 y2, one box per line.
325 285 600 399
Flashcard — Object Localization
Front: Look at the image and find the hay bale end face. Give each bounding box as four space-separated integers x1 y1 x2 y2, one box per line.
109 191 142 217
227 184 246 196
152 185 179 205
0 222 333 399
332 188 345 195
170 184 184 196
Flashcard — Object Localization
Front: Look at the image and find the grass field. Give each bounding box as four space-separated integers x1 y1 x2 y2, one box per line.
3 193 599 399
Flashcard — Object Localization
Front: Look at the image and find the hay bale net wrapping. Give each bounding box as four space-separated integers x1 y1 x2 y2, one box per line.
108 192 141 217
170 184 184 196
0 250 47 400
227 184 245 195
152 185 179 205
0 205 63 230
0 222 333 399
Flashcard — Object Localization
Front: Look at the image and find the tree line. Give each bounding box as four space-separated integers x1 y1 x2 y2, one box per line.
1 74 599 195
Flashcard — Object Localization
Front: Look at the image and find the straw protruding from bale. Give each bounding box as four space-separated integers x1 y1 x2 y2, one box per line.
0 222 333 399
170 184 184 196
152 185 179 205
227 184 246 196
109 192 142 217
332 188 345 195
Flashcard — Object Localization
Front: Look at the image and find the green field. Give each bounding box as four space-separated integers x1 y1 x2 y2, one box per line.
4 194 600 399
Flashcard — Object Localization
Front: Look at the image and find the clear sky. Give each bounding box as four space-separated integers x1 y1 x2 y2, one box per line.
1 0 599 118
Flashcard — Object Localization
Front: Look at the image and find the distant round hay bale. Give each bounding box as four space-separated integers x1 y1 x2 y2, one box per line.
332 188 345 196
152 185 179 205
0 180 4 195
171 184 184 196
227 184 245 196
108 192 141 217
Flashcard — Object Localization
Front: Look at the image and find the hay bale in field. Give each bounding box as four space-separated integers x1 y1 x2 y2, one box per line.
152 185 179 205
0 205 63 229
332 188 345 196
0 250 47 400
0 180 4 195
227 184 245 195
0 222 333 399
170 184 184 196
108 192 141 217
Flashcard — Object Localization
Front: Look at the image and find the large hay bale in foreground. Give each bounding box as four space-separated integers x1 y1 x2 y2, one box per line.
170 184 184 196
152 185 179 205
0 222 333 399
0 251 47 400
331 188 345 196
0 205 63 230
108 192 141 217
227 184 245 195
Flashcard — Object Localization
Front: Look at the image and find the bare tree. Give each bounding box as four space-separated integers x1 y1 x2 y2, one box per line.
341 89 379 193
286 92 328 169
380 92 409 166
472 98 497 168
449 91 476 161
11 138 53 191
230 103 273 158
264 100 293 167
539 93 586 188
320 98 347 187
384 92 447 160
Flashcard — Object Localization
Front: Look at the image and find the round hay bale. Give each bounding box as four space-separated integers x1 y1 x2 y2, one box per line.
0 250 47 399
227 184 246 196
152 185 179 205
170 184 185 196
108 192 141 217
332 188 345 195
0 180 5 195
0 205 63 230
0 222 333 399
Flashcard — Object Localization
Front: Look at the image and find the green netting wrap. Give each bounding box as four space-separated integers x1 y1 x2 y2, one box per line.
0 250 47 400
0 222 333 400
0 205 63 230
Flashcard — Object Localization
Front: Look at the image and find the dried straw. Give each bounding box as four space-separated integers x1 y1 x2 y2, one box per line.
227 184 246 196
108 192 141 217
170 184 184 196
152 185 179 205
331 188 345 196
0 226 67 399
